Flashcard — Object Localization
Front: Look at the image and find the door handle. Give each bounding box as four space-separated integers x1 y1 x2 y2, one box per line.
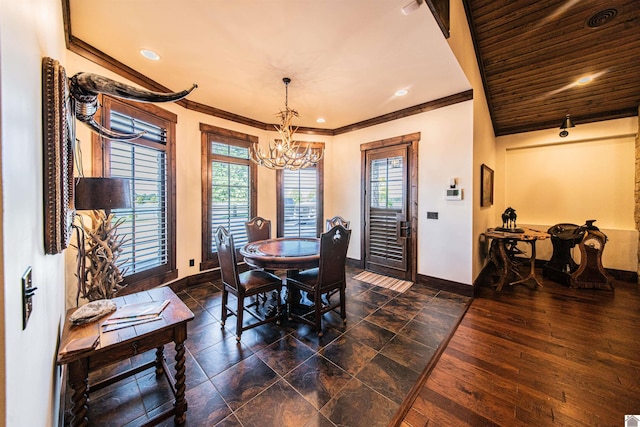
397 220 411 239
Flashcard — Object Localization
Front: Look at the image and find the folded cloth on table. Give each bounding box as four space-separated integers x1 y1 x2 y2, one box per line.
69 299 117 325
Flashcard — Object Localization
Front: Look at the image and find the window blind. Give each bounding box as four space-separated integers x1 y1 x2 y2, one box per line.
283 166 318 237
109 111 168 275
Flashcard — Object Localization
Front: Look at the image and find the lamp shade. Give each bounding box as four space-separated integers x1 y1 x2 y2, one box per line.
75 177 132 210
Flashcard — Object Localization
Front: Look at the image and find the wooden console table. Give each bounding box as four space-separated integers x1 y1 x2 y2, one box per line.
483 227 549 291
57 287 194 427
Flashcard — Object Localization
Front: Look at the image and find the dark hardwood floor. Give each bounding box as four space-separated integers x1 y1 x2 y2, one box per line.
399 271 640 427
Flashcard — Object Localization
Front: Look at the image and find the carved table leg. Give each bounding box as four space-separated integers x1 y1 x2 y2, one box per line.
510 239 543 288
173 328 188 425
68 358 89 427
490 240 510 291
155 345 165 376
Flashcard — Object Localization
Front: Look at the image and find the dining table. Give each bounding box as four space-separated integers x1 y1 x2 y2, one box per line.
240 237 320 271
239 237 320 310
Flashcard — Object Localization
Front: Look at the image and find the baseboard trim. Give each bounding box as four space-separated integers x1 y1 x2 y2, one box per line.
416 274 474 297
168 269 221 293
346 257 363 269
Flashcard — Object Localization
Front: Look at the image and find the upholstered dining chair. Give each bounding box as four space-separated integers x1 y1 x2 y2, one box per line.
325 215 350 231
286 224 351 336
245 216 271 243
214 226 282 341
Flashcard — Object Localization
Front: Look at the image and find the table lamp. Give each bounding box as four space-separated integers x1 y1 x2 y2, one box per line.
74 177 132 304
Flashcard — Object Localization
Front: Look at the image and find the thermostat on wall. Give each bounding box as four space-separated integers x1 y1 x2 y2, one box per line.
444 188 463 200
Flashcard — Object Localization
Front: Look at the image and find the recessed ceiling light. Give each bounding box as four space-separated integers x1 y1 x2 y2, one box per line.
316 118 326 124
576 76 593 85
140 49 160 61
395 89 409 97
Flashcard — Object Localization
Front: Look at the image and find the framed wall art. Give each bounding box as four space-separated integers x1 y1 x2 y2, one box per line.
42 57 75 254
480 163 494 207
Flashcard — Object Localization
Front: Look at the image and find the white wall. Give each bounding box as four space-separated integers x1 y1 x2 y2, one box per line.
496 117 638 271
0 0 68 425
332 101 474 285
447 0 498 280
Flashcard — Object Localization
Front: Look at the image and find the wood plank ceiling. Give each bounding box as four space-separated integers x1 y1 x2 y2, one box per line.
464 0 640 136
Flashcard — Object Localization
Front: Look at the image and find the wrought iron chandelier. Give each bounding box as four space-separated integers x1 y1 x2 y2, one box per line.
249 77 324 171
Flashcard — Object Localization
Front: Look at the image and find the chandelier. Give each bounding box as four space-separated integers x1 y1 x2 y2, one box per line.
249 77 324 171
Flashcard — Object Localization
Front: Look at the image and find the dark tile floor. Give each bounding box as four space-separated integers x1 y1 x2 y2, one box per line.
80 266 470 427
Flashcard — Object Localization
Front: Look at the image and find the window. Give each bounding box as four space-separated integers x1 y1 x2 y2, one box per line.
201 124 257 270
277 143 324 237
92 96 178 291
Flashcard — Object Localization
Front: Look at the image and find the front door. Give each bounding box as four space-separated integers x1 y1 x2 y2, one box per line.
362 135 417 281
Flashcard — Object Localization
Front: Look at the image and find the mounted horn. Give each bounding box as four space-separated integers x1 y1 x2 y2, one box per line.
69 72 197 141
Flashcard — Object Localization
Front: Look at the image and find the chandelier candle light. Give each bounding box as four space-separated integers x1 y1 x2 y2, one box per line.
249 77 323 170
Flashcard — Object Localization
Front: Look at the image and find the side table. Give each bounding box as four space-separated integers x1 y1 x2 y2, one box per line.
57 287 194 427
483 227 550 291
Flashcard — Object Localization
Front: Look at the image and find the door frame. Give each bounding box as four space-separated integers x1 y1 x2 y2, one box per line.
360 132 419 283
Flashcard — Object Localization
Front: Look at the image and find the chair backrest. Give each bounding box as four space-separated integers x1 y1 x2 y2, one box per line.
326 216 350 231
317 224 351 290
245 216 271 242
214 226 240 291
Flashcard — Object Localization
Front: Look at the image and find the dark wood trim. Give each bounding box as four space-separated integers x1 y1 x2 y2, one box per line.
346 257 364 269
168 269 222 294
425 0 450 38
389 294 472 427
61 0 72 49
495 108 640 137
199 123 258 144
607 268 638 283
335 91 473 135
200 125 258 270
360 133 420 283
416 273 475 297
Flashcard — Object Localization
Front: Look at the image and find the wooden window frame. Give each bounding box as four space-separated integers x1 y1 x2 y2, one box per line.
200 123 257 271
92 95 178 293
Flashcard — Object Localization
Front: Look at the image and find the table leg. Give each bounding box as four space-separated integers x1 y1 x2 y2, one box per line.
286 270 302 309
155 345 164 376
68 358 89 427
173 329 188 425
510 240 543 288
490 240 509 291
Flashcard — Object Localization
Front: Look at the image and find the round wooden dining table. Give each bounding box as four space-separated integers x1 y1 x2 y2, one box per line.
240 237 320 271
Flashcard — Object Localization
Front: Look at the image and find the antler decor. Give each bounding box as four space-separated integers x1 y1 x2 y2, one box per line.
75 210 128 303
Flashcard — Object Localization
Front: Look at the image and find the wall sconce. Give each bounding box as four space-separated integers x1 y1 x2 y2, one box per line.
74 177 132 304
559 114 575 137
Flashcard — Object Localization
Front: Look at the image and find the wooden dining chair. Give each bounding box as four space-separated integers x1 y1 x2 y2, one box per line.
325 215 350 231
245 216 276 305
286 224 351 336
245 216 271 243
214 226 282 341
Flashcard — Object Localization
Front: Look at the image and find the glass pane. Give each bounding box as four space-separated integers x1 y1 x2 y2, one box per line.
211 141 249 159
370 156 403 209
210 159 250 247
